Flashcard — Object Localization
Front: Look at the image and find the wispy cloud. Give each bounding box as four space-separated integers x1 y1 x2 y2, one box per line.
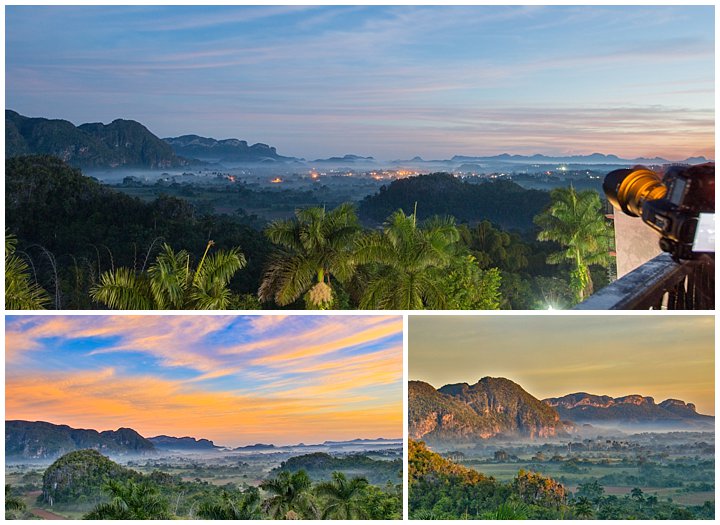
6 5 714 159
5 315 403 446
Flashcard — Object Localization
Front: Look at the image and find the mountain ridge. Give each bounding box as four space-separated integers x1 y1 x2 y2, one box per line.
543 392 714 427
6 110 193 169
9 110 710 169
6 420 402 459
409 377 714 443
5 420 156 459
148 434 221 451
163 133 299 163
409 377 571 443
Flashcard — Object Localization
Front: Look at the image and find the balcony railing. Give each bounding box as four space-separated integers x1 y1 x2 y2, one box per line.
574 253 714 310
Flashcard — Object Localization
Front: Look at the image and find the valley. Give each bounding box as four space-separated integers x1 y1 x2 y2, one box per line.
6 424 402 520
428 431 714 509
408 372 714 519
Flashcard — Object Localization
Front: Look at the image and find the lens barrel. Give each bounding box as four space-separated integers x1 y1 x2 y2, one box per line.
603 167 667 217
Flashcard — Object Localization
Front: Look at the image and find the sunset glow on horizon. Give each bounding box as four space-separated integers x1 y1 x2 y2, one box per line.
6 315 403 447
5 5 714 160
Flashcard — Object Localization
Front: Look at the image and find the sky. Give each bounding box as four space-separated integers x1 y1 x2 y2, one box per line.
410 315 715 415
5 5 714 161
5 315 403 447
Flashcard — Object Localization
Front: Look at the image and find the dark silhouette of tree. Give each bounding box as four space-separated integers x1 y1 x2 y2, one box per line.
5 233 50 309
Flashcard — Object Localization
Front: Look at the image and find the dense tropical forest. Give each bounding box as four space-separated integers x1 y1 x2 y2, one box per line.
5 449 401 520
5 155 614 310
409 440 713 520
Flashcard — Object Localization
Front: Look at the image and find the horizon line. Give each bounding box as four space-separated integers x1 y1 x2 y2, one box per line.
7 108 713 164
6 418 403 449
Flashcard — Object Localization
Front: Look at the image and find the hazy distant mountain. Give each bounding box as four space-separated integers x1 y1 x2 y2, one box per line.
6 110 192 169
11 110 709 170
233 443 276 451
312 154 376 164
409 378 570 443
6 420 156 460
232 437 401 451
544 393 714 428
164 134 299 163
148 435 221 451
448 152 709 165
321 438 401 445
390 152 709 167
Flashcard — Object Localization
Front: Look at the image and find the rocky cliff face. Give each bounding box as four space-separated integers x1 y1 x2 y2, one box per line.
658 398 699 418
409 378 570 443
543 393 713 427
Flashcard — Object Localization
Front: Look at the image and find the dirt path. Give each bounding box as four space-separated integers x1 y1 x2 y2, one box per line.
30 507 68 520
24 492 69 520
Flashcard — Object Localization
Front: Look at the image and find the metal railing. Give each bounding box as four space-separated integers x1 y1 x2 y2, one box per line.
574 253 714 310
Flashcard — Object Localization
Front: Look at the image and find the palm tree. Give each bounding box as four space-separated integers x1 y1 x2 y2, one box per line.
573 496 594 519
259 203 360 309
260 470 316 520
354 210 459 309
84 479 171 520
315 472 369 519
534 186 613 303
90 240 246 309
630 487 644 501
196 488 262 520
5 484 26 513
5 233 50 309
484 500 530 519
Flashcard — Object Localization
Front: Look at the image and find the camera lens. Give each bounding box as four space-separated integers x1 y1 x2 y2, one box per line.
603 167 667 217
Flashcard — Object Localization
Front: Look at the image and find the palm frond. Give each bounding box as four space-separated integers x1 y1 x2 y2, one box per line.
90 268 153 310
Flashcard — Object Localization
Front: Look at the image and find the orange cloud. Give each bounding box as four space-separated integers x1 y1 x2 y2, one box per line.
6 366 402 446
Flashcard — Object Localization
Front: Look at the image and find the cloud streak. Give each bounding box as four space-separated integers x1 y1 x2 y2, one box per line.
5 315 403 446
5 5 714 159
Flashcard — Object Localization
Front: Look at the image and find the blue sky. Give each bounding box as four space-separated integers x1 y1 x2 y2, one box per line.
6 315 403 446
5 5 715 160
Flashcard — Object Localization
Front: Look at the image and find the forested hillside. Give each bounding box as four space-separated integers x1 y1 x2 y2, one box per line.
6 156 609 310
5 155 269 308
359 173 551 230
409 440 714 519
6 110 192 168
